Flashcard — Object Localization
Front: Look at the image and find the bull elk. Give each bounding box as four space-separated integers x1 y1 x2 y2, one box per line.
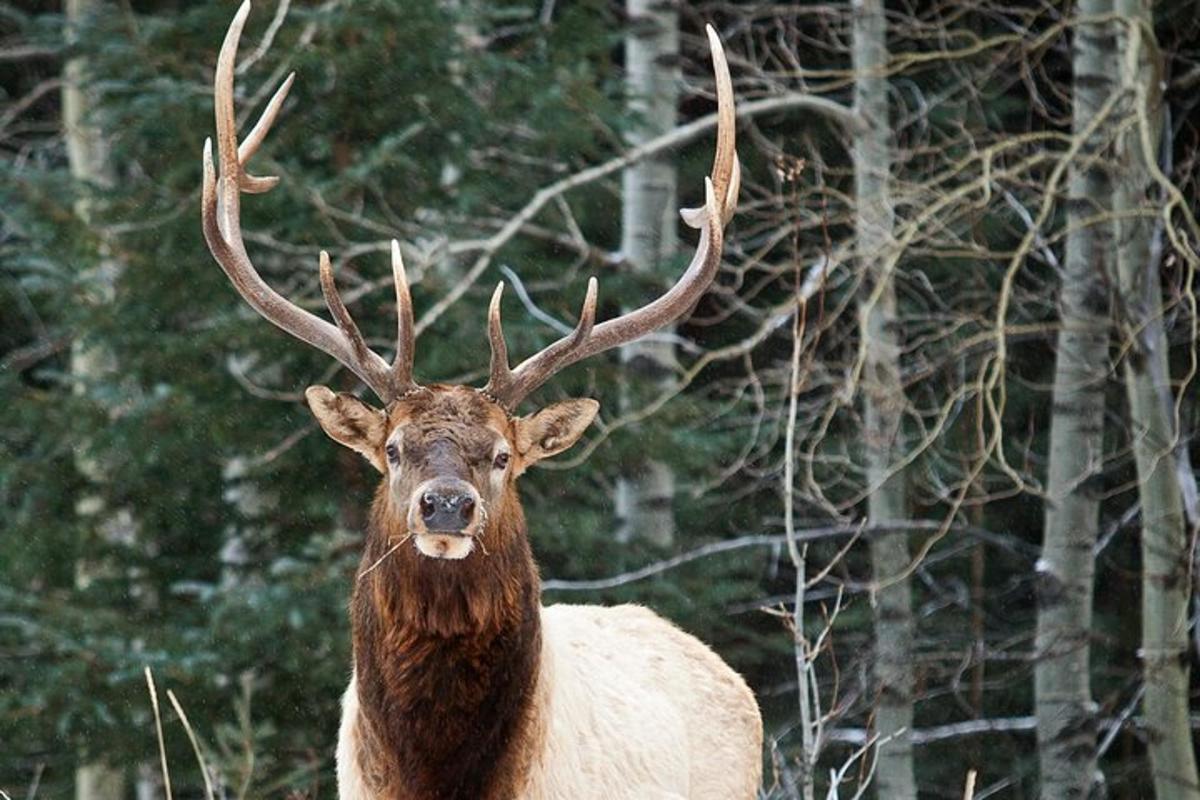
201 4 760 798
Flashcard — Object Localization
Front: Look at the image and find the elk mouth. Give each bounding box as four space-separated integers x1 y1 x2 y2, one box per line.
412 530 477 560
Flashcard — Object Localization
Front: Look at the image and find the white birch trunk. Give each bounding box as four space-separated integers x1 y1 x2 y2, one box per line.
64 2 128 797
74 766 125 800
852 2 915 796
1113 2 1200 795
615 0 679 547
1034 3 1113 797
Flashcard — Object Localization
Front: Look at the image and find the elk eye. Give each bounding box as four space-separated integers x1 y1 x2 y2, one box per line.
386 443 400 463
493 452 510 470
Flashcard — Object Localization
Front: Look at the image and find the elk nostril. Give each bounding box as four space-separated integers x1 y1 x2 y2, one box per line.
459 497 475 518
420 492 437 519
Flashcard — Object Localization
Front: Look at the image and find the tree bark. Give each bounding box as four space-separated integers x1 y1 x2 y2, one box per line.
75 765 125 800
616 0 679 546
1113 2 1200 796
852 1 916 797
64 2 127 798
1034 2 1113 797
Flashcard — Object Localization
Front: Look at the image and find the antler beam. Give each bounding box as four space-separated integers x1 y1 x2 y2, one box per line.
201 1 417 402
481 24 739 410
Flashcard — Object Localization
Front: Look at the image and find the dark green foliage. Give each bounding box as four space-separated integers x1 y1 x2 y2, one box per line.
2 1 749 795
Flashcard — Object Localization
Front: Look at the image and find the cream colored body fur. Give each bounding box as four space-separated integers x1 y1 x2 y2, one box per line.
337 603 763 799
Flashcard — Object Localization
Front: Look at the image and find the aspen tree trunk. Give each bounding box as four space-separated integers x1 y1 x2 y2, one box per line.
1034 3 1113 797
852 2 916 796
64 2 128 798
1113 2 1200 795
615 0 679 546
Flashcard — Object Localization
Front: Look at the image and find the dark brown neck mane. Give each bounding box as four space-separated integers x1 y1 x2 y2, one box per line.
350 486 542 800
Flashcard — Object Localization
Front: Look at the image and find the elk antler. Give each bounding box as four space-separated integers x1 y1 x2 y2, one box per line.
481 25 740 410
201 1 417 402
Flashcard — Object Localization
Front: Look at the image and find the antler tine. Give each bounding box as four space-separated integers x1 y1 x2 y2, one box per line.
238 71 295 193
390 240 418 396
573 277 599 343
201 2 397 402
706 25 738 220
485 283 513 401
319 251 374 365
211 0 248 239
485 28 736 410
682 25 739 228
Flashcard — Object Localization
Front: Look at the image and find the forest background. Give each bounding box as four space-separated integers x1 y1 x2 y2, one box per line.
3 1 1200 798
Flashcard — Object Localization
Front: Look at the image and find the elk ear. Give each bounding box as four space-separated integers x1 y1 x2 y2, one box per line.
515 398 599 465
305 386 388 473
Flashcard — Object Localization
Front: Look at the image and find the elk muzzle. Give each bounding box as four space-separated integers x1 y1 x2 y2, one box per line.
408 478 482 560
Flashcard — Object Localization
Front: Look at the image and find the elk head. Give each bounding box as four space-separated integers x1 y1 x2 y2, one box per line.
201 2 738 562
304 383 598 560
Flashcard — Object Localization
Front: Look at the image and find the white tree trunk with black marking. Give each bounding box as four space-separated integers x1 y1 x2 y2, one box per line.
1034 3 1113 797
1113 2 1200 796
616 0 680 546
852 2 916 796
